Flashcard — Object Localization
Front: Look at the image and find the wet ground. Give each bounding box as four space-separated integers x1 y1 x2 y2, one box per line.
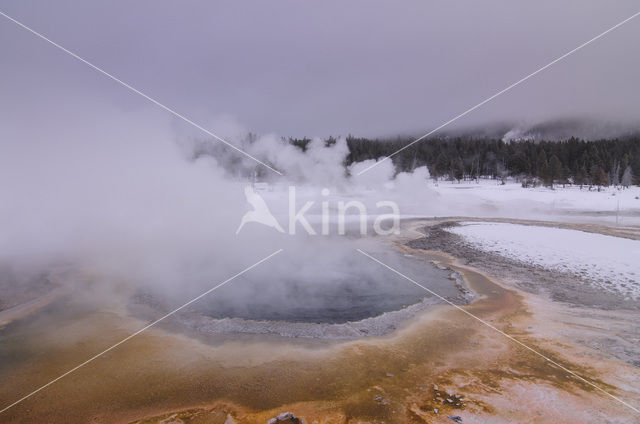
407 219 640 311
406 218 640 368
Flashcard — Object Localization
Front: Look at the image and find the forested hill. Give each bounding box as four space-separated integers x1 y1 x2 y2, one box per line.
290 136 640 187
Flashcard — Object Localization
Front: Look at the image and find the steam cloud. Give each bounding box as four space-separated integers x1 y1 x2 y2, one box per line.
0 106 602 311
0 107 437 308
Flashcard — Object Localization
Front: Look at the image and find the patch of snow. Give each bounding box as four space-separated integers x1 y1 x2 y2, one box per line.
446 222 640 300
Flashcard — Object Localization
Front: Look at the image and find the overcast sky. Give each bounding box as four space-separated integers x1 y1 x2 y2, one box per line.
1 1 639 138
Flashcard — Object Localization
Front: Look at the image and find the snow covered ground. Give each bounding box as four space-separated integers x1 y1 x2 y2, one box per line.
259 177 640 225
429 180 640 223
433 180 639 209
446 222 640 301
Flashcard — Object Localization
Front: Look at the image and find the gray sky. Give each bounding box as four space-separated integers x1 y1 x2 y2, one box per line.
1 1 639 138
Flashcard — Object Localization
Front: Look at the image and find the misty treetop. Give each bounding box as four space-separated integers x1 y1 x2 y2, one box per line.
334 135 639 187
192 131 638 187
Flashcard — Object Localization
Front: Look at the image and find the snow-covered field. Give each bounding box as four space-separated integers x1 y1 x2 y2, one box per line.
258 178 640 228
429 180 640 222
433 180 640 209
446 222 640 301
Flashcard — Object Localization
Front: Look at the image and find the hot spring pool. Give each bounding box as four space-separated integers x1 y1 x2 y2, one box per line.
132 242 472 339
194 248 467 324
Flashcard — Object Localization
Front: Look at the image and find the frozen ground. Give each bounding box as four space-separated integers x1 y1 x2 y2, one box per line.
431 179 640 216
446 221 640 301
255 178 640 231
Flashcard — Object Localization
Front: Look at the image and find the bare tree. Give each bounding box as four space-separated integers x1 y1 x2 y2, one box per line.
621 166 633 188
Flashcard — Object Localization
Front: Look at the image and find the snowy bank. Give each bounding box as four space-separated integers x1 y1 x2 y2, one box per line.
446 222 640 301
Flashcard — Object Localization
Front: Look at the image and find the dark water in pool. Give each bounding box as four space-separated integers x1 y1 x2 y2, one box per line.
193 246 460 324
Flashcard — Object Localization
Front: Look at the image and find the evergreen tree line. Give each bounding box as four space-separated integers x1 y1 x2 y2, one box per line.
288 136 639 187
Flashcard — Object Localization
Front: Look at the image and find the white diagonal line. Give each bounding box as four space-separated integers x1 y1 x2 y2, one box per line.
0 11 282 176
0 248 283 415
356 248 640 414
356 11 640 176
